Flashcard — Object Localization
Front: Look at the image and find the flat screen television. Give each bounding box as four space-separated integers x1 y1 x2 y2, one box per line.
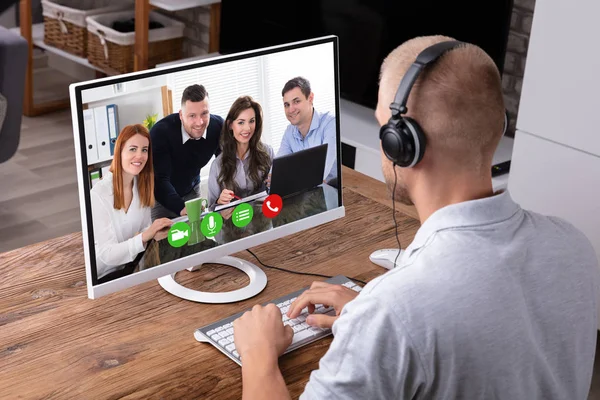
219 0 514 111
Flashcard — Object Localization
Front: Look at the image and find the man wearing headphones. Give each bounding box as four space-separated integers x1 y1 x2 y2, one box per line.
232 35 600 399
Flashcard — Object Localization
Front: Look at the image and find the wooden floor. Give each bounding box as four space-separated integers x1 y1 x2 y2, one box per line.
0 108 80 253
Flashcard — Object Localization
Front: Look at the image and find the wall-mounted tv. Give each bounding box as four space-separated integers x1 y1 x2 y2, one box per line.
219 0 514 111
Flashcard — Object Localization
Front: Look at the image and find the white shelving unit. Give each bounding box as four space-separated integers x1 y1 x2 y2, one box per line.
17 0 223 117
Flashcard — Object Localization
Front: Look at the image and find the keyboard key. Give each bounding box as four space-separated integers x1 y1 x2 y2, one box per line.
290 329 315 346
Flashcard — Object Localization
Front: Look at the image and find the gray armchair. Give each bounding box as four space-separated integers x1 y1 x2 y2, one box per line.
0 25 27 163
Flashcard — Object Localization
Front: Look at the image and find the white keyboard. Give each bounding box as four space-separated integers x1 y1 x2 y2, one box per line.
194 275 363 366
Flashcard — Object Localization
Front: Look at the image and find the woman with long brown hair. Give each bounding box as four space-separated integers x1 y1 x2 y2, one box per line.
90 124 172 280
208 95 274 206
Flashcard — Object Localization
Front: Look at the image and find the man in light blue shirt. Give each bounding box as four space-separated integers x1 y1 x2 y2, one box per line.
276 76 337 184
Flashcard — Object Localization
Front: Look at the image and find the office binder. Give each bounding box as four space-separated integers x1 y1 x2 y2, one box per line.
90 169 101 188
83 109 99 164
94 106 112 162
101 165 110 178
107 104 119 155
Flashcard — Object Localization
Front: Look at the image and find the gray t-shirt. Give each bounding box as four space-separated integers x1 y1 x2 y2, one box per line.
300 190 600 399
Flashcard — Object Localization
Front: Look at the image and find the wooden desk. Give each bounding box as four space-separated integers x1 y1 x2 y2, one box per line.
0 167 420 399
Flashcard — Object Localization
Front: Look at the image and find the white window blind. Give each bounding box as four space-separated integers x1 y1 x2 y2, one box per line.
263 42 336 155
166 42 336 189
169 58 264 183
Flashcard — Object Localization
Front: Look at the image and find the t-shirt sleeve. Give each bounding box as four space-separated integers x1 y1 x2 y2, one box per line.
299 293 428 400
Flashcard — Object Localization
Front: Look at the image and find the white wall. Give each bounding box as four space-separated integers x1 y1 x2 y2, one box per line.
88 87 165 132
507 0 600 265
83 75 169 131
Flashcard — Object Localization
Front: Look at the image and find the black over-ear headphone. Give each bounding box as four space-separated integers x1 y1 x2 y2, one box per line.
379 40 464 167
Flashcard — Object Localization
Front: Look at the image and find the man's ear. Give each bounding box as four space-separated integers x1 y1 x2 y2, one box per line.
179 109 183 121
308 92 314 103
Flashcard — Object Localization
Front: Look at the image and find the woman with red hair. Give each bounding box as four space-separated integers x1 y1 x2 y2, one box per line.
91 124 172 281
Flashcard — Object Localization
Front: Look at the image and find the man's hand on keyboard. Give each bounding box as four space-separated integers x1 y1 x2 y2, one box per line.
233 303 294 363
287 281 359 329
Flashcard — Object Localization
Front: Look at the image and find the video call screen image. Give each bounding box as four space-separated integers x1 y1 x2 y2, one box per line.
73 40 342 285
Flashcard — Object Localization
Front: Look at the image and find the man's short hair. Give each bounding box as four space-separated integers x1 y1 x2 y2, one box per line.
181 84 208 107
379 35 505 169
282 76 311 98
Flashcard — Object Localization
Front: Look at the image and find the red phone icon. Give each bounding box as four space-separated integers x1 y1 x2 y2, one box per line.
262 194 282 218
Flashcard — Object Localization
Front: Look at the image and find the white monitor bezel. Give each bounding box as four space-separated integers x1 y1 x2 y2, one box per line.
69 35 345 299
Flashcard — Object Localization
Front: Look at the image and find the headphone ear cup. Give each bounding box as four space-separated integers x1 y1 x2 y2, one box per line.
379 119 404 165
401 117 426 167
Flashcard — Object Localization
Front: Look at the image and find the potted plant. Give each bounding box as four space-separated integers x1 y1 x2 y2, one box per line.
143 113 158 130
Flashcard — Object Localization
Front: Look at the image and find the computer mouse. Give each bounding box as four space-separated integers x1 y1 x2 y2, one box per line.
369 248 402 270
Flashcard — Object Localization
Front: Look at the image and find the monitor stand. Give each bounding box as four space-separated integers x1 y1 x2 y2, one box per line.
157 256 267 303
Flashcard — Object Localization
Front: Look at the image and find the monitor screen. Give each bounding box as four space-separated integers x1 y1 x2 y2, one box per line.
69 36 344 300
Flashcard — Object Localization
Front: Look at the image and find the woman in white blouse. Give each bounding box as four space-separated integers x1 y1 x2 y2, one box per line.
208 95 274 206
90 124 172 281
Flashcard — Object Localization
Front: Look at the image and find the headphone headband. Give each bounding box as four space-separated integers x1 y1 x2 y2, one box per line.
389 40 464 118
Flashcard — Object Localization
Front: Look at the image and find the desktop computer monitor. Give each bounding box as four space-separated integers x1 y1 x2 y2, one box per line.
69 35 344 302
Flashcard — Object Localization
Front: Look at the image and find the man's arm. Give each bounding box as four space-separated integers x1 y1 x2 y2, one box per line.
151 126 184 214
233 304 293 400
295 288 427 399
321 117 338 181
276 127 294 159
241 354 291 400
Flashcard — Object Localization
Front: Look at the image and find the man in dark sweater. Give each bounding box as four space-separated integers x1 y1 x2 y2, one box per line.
150 84 224 219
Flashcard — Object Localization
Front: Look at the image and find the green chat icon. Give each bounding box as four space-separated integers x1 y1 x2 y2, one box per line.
232 203 253 228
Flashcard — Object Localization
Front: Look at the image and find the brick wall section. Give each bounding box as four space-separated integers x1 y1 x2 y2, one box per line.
502 0 536 137
156 6 211 58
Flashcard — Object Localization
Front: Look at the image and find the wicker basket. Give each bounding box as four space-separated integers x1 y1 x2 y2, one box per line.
87 11 185 75
42 0 133 58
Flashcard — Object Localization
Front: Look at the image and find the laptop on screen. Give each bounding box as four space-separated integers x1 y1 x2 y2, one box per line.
268 143 328 198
